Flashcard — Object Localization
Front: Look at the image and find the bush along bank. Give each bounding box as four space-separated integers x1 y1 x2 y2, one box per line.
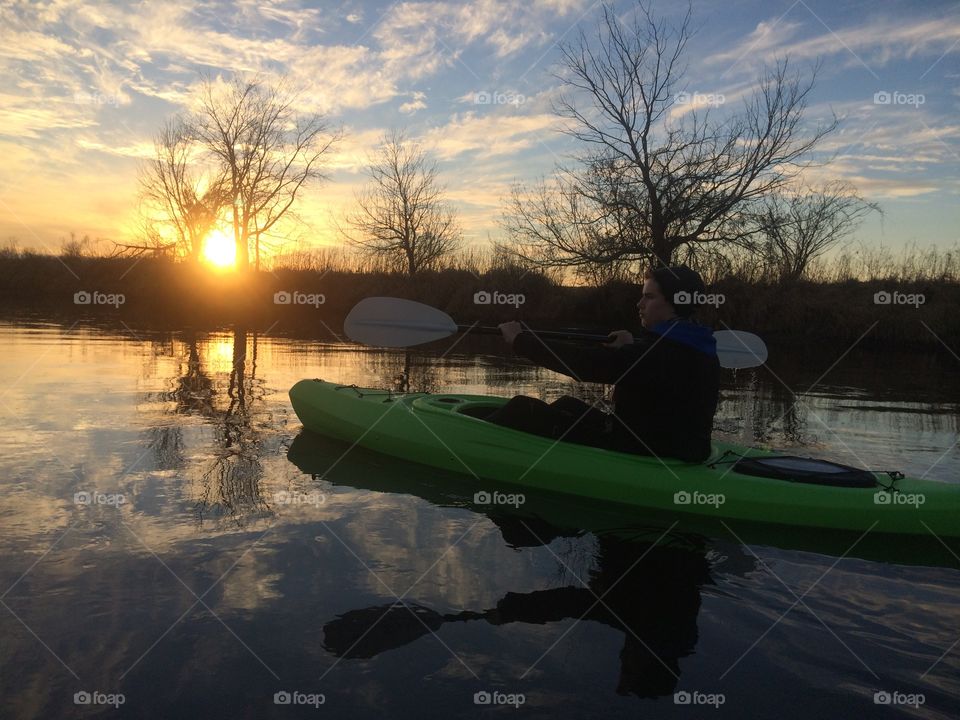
0 254 957 354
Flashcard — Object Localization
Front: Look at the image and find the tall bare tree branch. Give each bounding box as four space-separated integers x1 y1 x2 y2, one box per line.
138 119 227 262
190 77 341 270
748 181 880 281
346 131 461 275
504 1 838 273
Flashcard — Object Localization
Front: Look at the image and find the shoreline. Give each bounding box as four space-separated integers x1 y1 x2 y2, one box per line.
1 254 957 353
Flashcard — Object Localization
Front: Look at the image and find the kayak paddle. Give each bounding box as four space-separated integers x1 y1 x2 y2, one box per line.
344 296 767 369
323 602 484 658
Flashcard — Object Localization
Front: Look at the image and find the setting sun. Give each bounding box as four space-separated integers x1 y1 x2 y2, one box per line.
201 229 236 269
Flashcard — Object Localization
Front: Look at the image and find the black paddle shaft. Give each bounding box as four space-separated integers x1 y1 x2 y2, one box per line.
459 324 611 343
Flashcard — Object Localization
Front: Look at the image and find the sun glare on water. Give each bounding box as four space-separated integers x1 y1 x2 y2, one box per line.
202 229 237 269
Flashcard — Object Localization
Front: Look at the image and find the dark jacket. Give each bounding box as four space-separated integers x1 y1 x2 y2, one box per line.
512 320 720 462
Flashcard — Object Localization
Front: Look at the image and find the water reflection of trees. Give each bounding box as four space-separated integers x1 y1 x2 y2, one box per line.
354 349 958 451
195 327 270 525
716 369 809 446
147 326 271 527
357 350 441 394
716 364 959 448
138 332 957 525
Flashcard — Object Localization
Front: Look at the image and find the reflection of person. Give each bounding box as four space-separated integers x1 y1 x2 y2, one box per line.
321 534 710 699
492 266 719 462
486 536 709 697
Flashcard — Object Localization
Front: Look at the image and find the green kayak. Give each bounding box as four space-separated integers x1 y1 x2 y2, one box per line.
289 379 960 538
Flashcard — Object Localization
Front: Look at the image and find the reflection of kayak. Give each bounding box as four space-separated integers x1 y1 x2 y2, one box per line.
286 431 959 569
289 380 960 538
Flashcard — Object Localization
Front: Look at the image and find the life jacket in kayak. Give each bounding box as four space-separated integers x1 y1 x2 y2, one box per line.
512 320 720 462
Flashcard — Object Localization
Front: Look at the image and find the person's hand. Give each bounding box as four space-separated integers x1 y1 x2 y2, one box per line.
605 330 633 348
499 321 523 345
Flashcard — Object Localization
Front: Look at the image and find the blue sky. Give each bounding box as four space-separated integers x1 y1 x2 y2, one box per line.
0 0 957 258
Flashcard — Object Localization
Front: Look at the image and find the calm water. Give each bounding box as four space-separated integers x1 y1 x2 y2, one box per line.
1 319 958 719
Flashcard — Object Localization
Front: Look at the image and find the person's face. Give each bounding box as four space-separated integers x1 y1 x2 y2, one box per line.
637 278 677 329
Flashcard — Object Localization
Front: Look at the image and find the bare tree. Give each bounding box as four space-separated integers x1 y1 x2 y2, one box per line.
503 158 656 283
347 131 461 275
191 77 341 270
749 181 879 282
504 1 838 270
139 119 226 262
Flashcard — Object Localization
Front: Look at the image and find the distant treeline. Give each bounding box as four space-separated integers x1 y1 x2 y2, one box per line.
1 247 958 354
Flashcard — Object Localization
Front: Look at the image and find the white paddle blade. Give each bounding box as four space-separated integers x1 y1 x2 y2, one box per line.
344 297 459 347
714 330 768 369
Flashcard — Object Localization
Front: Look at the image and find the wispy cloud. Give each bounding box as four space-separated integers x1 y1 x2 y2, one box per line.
422 111 559 160
709 13 960 75
0 92 98 140
799 105 960 198
76 138 155 160
399 91 428 114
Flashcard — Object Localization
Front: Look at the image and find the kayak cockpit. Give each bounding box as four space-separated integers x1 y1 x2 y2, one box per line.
413 395 509 419
706 445 894 488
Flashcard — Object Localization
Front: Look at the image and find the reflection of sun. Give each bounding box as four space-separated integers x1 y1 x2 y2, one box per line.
205 334 237 373
202 229 236 269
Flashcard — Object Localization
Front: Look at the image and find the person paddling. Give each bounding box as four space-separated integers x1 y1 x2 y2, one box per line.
492 265 720 463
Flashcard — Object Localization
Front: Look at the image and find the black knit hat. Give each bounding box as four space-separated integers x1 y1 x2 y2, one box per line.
648 265 706 318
